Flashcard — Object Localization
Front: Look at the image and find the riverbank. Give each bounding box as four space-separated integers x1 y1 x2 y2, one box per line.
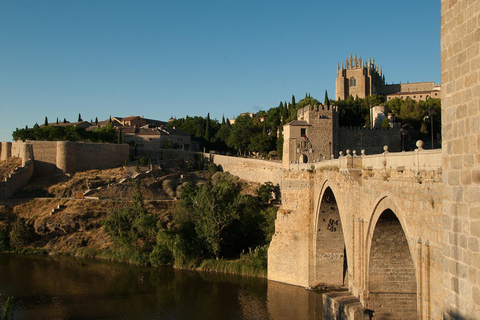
0 166 274 279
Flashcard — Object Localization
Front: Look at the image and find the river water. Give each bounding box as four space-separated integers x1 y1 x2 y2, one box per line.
0 253 325 319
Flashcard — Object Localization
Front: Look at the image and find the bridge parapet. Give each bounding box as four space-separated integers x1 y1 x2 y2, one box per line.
288 144 442 175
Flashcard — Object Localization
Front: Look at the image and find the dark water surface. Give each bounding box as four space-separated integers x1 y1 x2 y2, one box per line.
0 253 324 319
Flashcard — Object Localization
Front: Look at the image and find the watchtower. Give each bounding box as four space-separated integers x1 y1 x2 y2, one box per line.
282 104 338 168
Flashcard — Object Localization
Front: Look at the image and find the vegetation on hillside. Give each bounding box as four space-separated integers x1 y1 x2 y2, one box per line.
100 173 278 273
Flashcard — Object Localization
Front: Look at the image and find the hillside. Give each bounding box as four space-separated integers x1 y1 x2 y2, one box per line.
0 162 263 256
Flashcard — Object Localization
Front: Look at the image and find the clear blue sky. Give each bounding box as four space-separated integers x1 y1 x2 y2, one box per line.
0 0 441 142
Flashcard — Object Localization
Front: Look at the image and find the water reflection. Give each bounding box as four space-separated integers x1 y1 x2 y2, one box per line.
0 253 324 319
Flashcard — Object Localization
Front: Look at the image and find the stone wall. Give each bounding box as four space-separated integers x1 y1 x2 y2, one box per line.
441 0 480 318
27 141 129 175
208 154 282 186
0 142 34 199
336 126 401 156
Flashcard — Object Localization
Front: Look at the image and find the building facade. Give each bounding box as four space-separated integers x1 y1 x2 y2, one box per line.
336 54 441 101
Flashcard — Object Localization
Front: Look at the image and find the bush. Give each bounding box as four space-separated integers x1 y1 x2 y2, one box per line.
162 180 176 197
208 162 219 173
175 182 190 198
9 217 34 250
0 227 9 251
241 245 269 269
149 227 174 266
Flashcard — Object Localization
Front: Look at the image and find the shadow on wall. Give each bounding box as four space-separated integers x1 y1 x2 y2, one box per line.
444 310 475 320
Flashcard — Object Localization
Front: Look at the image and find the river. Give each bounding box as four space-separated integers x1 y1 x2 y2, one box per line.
0 253 325 319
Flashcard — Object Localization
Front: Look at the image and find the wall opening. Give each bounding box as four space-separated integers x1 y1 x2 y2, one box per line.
368 209 417 319
299 154 308 163
314 187 347 287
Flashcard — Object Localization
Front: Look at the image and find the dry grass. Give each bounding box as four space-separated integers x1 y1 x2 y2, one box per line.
0 157 22 180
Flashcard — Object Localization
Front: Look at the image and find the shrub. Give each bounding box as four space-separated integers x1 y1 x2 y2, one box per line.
149 229 174 266
175 182 190 198
9 217 34 250
0 227 9 251
162 180 176 197
208 162 219 173
241 245 269 269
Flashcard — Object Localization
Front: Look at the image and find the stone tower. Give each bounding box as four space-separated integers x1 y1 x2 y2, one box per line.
335 54 385 100
282 104 338 168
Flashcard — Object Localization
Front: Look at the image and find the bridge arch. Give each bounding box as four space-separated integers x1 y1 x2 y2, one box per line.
364 196 418 319
313 180 349 287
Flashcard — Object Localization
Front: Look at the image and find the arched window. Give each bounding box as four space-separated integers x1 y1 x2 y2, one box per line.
350 77 356 87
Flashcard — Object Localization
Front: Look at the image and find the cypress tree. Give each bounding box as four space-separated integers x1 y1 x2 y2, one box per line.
78 113 82 122
205 113 211 141
63 118 67 123
117 128 122 144
44 116 48 126
56 117 59 124
95 117 98 125
324 90 330 107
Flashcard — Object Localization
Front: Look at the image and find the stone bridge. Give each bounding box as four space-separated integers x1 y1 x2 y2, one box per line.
268 146 444 319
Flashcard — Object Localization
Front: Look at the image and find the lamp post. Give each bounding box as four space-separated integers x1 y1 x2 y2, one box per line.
428 106 436 149
400 128 406 151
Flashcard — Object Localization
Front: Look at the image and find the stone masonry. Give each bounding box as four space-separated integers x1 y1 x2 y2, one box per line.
441 0 480 318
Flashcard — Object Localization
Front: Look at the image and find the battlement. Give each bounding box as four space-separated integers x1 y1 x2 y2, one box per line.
297 104 337 121
337 54 382 75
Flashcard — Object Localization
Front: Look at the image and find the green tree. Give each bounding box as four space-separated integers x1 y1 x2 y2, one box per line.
205 113 211 142
117 128 122 144
176 174 243 259
381 117 389 128
227 114 260 155
44 116 48 126
78 113 82 122
103 180 157 255
9 217 34 250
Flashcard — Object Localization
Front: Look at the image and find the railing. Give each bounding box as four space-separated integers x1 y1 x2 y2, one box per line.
288 142 442 172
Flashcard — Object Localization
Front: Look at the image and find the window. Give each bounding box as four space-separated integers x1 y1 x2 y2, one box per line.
350 77 356 87
301 128 306 137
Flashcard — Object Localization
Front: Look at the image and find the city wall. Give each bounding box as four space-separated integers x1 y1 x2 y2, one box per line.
336 126 401 156
27 141 129 175
0 142 34 199
208 153 283 186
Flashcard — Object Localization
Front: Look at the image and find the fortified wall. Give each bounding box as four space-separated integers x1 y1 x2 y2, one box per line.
0 142 34 199
27 141 129 175
208 153 282 186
